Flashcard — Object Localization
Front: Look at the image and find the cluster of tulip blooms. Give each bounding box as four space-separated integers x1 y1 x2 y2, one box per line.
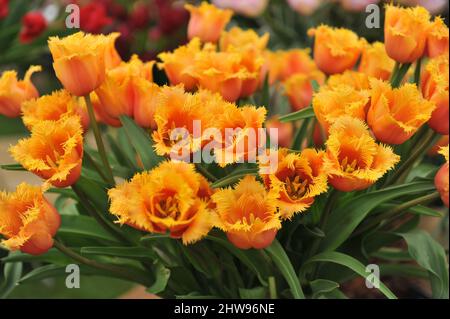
0 2 448 298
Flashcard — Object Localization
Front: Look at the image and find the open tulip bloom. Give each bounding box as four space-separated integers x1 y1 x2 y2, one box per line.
0 2 449 300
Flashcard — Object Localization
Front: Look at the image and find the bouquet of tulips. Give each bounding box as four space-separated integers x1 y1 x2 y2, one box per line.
0 2 448 299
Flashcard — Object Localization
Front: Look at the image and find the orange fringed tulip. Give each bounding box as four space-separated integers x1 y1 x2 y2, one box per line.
215 104 266 166
368 79 436 144
104 32 122 69
109 161 214 244
0 183 60 255
358 42 395 81
312 84 369 134
435 146 449 207
185 2 233 43
327 71 372 91
220 28 268 97
284 70 325 111
307 25 364 75
211 175 281 249
48 32 112 96
10 116 83 188
158 38 204 91
426 17 449 58
152 86 217 157
421 54 449 135
21 89 89 131
324 116 400 192
265 116 293 148
187 49 255 102
384 5 431 63
265 49 317 84
260 148 328 219
0 66 41 117
94 55 157 127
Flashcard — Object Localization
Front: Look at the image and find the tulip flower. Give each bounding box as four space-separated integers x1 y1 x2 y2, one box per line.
48 32 112 96
260 148 328 219
10 116 84 188
80 2 112 34
213 0 268 17
158 38 203 91
368 79 436 144
284 70 325 111
185 2 233 43
324 116 400 192
19 11 47 44
435 146 449 207
21 89 89 131
358 42 395 81
0 183 60 255
327 70 372 91
287 0 322 16
265 116 293 148
109 161 214 244
340 0 380 12
384 5 431 63
0 66 41 117
426 17 449 58
211 175 281 249
94 55 156 127
104 32 123 70
308 25 364 75
0 0 8 19
421 54 449 135
312 84 370 134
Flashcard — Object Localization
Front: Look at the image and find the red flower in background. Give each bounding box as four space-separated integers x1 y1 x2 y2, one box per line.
129 3 151 30
156 0 188 34
19 12 47 43
0 0 8 19
80 2 112 33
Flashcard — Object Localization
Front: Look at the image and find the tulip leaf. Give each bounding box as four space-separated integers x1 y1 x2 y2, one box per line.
265 239 305 299
0 163 25 171
147 261 171 294
80 247 157 261
206 233 270 286
119 115 163 170
310 279 341 299
211 168 259 188
58 215 121 244
396 230 449 299
302 251 397 299
278 107 315 123
1 249 71 265
0 258 22 299
180 242 221 279
379 264 428 279
319 181 435 253
239 286 267 299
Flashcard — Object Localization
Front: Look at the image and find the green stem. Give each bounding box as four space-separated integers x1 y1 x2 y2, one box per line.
352 192 440 237
53 240 151 286
268 276 277 299
195 163 218 182
385 129 436 186
84 152 111 186
414 58 422 87
71 184 132 245
391 63 412 88
84 95 115 185
389 62 400 83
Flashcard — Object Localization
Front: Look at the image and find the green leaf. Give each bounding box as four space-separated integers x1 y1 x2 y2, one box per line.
310 279 340 299
379 264 428 279
211 168 258 188
180 242 221 279
1 249 71 265
119 115 162 170
302 251 397 299
279 107 315 123
377 202 442 217
58 215 121 244
0 258 22 299
0 164 25 171
239 287 267 299
206 234 270 286
18 265 99 284
81 247 157 261
397 230 449 299
371 248 411 261
147 261 171 294
265 240 305 299
319 181 435 252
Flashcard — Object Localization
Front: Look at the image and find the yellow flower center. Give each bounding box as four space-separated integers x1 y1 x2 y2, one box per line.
340 156 358 173
285 175 308 199
155 196 180 219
